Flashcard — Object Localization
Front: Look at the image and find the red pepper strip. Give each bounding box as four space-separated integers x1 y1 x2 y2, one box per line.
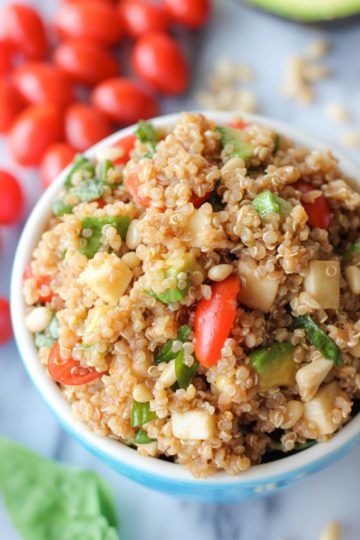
294 181 331 230
190 191 212 208
194 274 241 368
48 341 106 386
125 173 151 208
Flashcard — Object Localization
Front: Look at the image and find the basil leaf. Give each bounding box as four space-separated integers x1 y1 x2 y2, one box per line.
0 437 118 540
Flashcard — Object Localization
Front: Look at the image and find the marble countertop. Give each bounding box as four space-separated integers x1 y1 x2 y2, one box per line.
1 0 360 538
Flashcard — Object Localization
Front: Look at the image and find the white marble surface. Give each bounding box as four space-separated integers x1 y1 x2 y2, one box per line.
1 0 360 538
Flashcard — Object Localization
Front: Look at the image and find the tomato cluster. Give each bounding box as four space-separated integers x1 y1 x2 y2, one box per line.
0 0 211 346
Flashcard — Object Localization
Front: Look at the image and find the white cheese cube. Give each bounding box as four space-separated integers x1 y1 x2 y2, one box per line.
80 252 133 305
303 381 340 435
304 260 340 309
296 358 334 401
172 409 216 440
238 257 281 312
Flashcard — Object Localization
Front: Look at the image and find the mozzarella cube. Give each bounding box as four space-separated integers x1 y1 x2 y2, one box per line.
303 381 340 435
238 257 281 312
304 260 340 309
296 358 334 401
172 409 216 440
80 252 133 305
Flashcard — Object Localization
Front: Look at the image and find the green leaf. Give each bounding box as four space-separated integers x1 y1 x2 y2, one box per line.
295 315 342 367
131 402 157 428
80 216 131 258
175 350 199 389
71 177 104 202
155 325 191 364
34 332 55 349
52 199 74 217
99 160 114 183
0 437 118 540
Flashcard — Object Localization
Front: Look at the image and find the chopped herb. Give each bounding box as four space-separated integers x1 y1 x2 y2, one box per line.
175 349 199 389
60 249 67 260
252 190 292 221
71 177 104 202
52 199 74 217
295 315 342 367
135 120 160 157
80 216 131 258
273 134 281 154
99 159 114 183
217 126 253 160
34 332 55 349
155 325 192 364
64 155 95 189
131 401 157 428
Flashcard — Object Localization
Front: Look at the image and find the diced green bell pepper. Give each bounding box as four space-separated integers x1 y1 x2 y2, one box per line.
79 216 131 258
131 401 157 428
175 349 199 389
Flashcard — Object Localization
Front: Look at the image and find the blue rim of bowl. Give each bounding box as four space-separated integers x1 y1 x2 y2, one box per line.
10 111 360 489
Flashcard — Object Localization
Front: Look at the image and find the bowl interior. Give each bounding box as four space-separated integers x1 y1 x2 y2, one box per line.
11 111 360 486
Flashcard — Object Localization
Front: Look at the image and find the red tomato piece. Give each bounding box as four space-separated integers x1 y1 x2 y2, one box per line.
120 0 168 38
55 0 124 45
53 39 119 86
163 0 211 28
131 32 188 96
0 79 25 134
9 104 63 166
194 274 240 367
0 40 14 75
40 143 76 189
0 170 24 225
112 134 137 165
65 103 113 152
48 341 105 385
1 4 48 60
13 63 75 109
91 77 158 125
125 173 151 207
294 181 331 230
230 120 247 130
190 191 212 208
22 265 54 303
0 297 12 345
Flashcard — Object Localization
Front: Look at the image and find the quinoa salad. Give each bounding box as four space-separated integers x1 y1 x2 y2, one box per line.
23 113 360 477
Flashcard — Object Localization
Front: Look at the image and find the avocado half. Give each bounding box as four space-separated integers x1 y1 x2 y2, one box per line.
244 0 360 22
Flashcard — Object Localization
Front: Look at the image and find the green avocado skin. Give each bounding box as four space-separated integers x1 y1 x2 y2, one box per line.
244 0 360 22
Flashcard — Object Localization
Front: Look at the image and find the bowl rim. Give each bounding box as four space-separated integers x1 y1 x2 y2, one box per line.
11 110 360 487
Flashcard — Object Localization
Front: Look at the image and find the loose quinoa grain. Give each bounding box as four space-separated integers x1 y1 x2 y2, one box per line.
24 113 360 478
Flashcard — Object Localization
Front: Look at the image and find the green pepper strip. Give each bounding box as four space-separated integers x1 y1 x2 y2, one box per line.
131 401 157 428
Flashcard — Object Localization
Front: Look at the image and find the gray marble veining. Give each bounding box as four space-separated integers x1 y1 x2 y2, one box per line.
1 0 360 538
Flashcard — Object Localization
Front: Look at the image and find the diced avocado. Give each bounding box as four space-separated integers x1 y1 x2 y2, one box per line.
217 126 253 160
244 0 360 22
252 190 292 222
250 342 297 391
79 216 131 258
150 254 203 305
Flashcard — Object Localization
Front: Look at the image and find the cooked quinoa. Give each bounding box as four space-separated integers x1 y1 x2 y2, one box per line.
23 113 360 477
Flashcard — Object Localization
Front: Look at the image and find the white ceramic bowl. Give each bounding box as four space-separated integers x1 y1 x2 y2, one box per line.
11 112 360 502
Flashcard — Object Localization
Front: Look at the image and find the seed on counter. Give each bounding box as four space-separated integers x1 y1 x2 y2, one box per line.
306 38 331 59
319 521 341 540
25 306 52 333
325 103 350 123
341 131 360 148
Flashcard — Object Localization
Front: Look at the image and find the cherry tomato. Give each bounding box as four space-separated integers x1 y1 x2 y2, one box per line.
65 103 113 152
163 0 211 28
112 134 137 165
131 32 188 95
9 104 63 166
230 120 247 130
0 79 25 134
91 77 158 125
294 181 331 230
13 63 74 109
22 266 54 303
53 39 119 86
48 341 105 385
194 275 240 367
0 170 24 225
1 4 48 60
40 143 76 189
125 172 151 207
55 0 124 45
0 297 12 345
120 0 168 38
0 40 14 75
